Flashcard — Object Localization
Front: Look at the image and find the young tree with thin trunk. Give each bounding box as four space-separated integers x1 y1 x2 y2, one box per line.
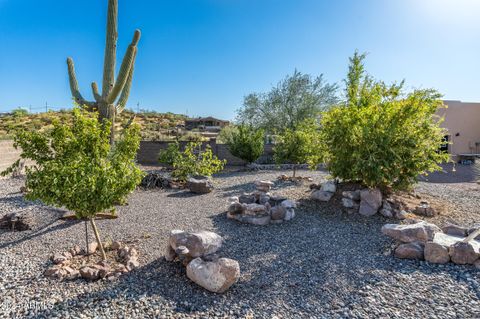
273 119 324 177
4 109 144 260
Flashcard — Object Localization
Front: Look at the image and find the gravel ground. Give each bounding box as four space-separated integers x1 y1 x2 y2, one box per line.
0 168 479 319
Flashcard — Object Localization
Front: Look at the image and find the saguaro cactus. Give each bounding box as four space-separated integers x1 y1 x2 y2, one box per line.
67 0 140 143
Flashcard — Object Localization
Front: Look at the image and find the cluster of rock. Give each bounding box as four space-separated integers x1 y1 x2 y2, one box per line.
278 174 313 182
227 181 296 225
246 163 312 171
310 181 410 219
382 220 480 267
186 176 214 194
165 230 240 293
0 211 33 231
44 241 140 281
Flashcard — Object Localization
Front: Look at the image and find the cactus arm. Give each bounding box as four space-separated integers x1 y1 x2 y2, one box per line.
101 0 118 98
91 82 102 102
67 57 86 104
107 30 140 104
116 50 137 113
67 58 97 110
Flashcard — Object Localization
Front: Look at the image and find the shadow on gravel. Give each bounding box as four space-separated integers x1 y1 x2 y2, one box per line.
166 191 204 198
0 208 79 249
419 163 480 184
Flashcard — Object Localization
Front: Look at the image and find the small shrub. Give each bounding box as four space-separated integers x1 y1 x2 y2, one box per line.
320 52 449 191
158 141 182 167
274 119 324 177
12 108 28 118
172 142 225 181
225 125 264 164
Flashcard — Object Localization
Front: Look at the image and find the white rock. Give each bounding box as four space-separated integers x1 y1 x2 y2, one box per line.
168 230 223 258
186 257 240 293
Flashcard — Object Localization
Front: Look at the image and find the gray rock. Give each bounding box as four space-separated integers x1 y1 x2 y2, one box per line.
414 202 435 217
228 213 271 225
186 257 240 293
425 242 450 264
311 190 334 202
381 221 442 243
79 266 100 281
238 193 256 204
320 181 336 193
442 223 468 237
342 190 361 201
169 230 223 258
394 242 424 260
187 176 214 194
359 188 382 216
270 205 287 220
228 202 245 215
342 198 357 209
449 241 480 265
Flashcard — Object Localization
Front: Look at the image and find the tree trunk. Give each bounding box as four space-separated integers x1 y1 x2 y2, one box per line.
292 165 296 178
85 220 89 257
98 102 116 145
89 217 107 260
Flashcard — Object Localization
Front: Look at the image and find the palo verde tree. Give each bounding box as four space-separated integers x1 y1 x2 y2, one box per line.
273 119 324 177
67 0 140 143
236 70 338 134
3 109 144 260
224 125 265 164
321 51 449 191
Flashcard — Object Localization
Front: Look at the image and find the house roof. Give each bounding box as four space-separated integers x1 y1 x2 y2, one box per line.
185 116 229 123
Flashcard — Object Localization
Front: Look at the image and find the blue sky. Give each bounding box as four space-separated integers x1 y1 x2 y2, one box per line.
0 0 479 119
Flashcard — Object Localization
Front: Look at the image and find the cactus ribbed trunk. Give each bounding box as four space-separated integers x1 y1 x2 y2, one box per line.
66 0 140 145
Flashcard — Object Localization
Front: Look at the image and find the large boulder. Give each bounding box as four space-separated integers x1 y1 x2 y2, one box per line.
381 221 442 243
394 242 424 260
186 257 240 293
168 230 223 258
187 176 214 194
359 188 382 216
441 223 468 237
311 190 334 202
449 241 480 265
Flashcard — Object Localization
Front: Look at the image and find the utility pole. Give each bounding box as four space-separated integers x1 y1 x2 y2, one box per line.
29 105 32 113
45 102 48 113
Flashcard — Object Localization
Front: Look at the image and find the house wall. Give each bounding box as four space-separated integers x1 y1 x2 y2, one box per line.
437 100 480 159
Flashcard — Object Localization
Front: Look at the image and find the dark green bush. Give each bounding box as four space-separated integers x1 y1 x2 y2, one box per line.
225 125 264 164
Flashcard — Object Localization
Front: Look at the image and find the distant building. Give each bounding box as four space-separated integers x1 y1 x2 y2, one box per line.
185 116 230 132
437 100 480 162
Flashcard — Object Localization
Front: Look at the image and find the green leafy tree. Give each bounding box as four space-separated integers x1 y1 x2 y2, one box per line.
225 125 265 164
236 70 338 133
274 119 324 177
2 109 144 259
321 51 449 191
172 142 226 181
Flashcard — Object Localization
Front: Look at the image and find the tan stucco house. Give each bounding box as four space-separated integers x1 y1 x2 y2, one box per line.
437 100 480 162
